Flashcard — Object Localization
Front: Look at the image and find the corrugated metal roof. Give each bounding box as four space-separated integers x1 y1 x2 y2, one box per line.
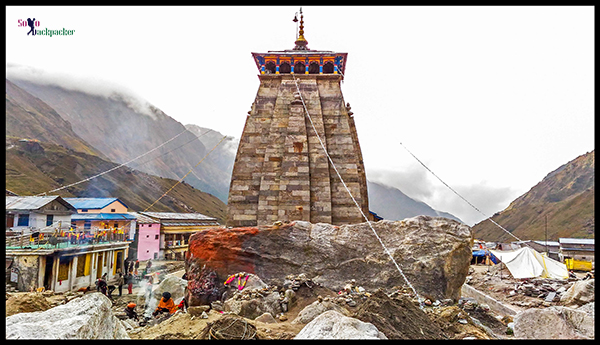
6 196 76 212
128 212 160 224
63 197 128 210
559 238 594 245
532 240 560 247
139 212 217 221
71 213 137 221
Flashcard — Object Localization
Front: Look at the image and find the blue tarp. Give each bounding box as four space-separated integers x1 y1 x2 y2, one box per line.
472 249 499 264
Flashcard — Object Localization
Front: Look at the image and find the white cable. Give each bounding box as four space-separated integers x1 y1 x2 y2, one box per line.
291 75 425 308
399 142 523 242
35 128 191 196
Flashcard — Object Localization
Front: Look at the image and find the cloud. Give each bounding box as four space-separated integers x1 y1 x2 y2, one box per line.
6 63 157 119
367 167 519 226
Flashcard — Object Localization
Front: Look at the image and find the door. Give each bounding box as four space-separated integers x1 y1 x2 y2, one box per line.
96 253 103 279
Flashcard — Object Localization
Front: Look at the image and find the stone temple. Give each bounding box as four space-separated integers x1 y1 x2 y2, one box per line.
226 10 369 227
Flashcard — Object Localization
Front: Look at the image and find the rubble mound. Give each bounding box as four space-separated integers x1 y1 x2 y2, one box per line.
5 292 55 316
198 314 258 340
352 289 445 339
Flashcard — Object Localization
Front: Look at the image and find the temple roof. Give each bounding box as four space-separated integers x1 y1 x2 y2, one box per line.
250 8 348 77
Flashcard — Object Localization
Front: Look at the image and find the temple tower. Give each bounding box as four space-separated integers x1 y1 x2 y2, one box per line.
226 9 369 227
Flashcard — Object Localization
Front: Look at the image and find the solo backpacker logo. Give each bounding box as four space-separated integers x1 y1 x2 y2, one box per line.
18 18 75 37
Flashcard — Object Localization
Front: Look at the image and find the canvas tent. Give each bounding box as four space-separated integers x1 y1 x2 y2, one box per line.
490 246 568 280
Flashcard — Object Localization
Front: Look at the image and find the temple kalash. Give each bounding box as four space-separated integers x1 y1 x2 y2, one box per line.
226 9 371 227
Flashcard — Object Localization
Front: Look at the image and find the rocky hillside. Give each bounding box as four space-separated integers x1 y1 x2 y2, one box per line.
5 137 227 223
367 180 462 223
472 150 594 241
9 78 232 203
5 79 105 158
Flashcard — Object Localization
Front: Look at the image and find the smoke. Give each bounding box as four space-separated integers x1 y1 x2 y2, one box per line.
6 63 157 119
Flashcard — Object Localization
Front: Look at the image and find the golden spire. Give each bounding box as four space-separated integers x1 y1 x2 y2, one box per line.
293 7 309 50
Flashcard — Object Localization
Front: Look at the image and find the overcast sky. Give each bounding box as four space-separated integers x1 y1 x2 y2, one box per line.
6 6 594 226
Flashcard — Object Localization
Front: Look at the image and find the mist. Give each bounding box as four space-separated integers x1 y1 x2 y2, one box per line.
6 63 157 119
367 167 518 226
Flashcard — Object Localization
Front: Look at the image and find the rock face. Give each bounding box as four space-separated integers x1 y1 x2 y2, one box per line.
185 216 472 305
5 292 129 339
294 310 387 340
143 276 188 318
513 305 594 339
560 279 594 306
292 300 351 324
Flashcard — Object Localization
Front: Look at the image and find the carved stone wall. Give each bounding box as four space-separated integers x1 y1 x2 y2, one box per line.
226 74 368 227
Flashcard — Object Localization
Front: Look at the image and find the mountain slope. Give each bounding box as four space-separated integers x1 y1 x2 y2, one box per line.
5 137 227 223
367 180 463 223
472 150 594 241
5 79 105 158
9 78 231 202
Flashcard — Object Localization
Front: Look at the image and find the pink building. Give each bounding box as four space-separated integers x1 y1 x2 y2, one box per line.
129 212 160 261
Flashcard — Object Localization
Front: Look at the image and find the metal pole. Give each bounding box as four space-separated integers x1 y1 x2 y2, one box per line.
545 215 549 255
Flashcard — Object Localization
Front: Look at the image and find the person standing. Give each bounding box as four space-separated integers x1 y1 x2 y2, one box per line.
116 271 125 296
125 272 134 294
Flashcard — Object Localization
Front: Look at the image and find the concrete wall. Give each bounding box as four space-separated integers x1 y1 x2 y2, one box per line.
137 223 160 261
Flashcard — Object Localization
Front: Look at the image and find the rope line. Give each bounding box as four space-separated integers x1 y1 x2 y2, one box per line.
398 142 523 242
35 128 191 196
142 135 228 212
290 74 425 308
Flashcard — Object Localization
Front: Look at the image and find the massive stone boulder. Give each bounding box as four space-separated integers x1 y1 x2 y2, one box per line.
185 216 472 306
513 305 594 339
5 292 129 339
294 310 387 340
560 279 594 306
143 276 188 318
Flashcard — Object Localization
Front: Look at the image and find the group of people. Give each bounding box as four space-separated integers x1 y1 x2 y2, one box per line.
123 292 188 322
95 259 154 300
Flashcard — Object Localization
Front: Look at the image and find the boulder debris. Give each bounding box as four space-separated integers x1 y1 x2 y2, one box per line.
5 292 129 339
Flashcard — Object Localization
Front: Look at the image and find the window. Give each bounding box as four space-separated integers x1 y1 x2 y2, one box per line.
76 254 86 277
155 234 159 240
265 61 276 74
146 235 150 238
323 61 334 74
17 214 29 227
57 256 71 281
111 209 116 213
84 221 91 229
279 62 291 74
46 214 54 227
308 62 319 74
81 209 88 212
294 62 305 74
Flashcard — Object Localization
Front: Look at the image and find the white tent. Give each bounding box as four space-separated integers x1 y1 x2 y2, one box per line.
490 246 568 280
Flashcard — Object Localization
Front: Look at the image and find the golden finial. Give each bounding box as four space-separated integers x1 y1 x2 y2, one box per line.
293 7 308 50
